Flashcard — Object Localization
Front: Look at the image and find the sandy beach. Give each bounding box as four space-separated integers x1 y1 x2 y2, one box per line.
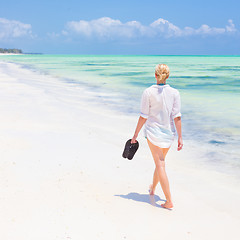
0 60 240 240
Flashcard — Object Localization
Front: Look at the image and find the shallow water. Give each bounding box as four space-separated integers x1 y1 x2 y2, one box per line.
1 54 240 175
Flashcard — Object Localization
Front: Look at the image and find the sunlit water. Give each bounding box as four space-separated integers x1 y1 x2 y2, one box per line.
1 54 240 176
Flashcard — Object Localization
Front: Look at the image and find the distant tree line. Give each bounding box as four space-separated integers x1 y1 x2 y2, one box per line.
0 48 23 53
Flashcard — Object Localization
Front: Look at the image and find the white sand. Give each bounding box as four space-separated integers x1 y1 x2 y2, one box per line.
0 61 240 240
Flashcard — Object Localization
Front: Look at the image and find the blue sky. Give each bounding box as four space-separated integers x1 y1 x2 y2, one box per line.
0 0 240 54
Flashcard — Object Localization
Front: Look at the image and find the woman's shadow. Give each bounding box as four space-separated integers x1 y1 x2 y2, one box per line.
115 192 168 209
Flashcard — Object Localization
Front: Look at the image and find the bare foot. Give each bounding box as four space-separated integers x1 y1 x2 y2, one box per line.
149 184 155 195
161 201 173 209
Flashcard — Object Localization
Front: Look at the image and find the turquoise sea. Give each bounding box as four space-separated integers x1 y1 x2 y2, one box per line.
1 55 240 176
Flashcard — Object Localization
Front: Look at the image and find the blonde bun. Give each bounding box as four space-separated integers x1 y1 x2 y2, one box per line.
155 64 170 83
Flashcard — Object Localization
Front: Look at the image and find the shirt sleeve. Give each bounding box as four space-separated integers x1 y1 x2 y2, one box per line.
172 90 182 119
140 89 150 119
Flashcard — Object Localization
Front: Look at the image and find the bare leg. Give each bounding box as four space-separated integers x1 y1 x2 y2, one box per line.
149 147 169 195
147 139 173 209
149 168 158 195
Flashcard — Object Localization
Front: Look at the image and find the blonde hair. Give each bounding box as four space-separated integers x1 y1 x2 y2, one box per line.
155 64 170 83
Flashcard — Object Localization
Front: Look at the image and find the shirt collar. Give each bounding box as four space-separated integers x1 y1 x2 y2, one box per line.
153 84 170 88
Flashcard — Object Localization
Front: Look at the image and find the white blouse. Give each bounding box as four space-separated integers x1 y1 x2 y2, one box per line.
140 84 181 148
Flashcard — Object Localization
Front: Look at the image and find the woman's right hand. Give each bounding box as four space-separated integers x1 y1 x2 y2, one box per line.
131 135 137 144
177 137 183 151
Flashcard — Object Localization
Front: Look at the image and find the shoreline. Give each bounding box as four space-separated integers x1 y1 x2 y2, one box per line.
0 53 24 55
1 56 239 179
0 61 239 239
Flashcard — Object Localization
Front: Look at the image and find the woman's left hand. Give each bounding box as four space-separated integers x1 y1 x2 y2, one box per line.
177 137 183 151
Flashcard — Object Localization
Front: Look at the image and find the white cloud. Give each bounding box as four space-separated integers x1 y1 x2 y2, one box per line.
47 33 59 40
63 17 238 40
184 24 225 35
0 18 32 40
183 20 238 36
150 18 182 37
65 17 146 39
226 19 237 33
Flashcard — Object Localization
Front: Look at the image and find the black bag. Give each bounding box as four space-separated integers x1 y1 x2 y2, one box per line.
122 139 139 160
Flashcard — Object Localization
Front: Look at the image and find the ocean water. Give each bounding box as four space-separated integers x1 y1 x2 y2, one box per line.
1 55 240 175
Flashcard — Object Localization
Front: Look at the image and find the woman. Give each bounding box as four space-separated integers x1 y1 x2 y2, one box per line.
131 64 183 209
